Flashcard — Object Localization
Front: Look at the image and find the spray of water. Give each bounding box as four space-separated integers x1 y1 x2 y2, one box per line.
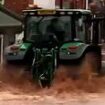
0 62 105 97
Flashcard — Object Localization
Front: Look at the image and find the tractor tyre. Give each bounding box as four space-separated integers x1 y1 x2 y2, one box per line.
47 66 54 88
36 57 55 88
41 61 55 88
31 58 36 80
81 52 102 77
31 49 42 80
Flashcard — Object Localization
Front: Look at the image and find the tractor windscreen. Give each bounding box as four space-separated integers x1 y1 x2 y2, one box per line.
26 16 71 42
25 15 91 43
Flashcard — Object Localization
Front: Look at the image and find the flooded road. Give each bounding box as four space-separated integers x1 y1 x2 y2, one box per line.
0 92 105 105
0 63 105 105
0 89 105 105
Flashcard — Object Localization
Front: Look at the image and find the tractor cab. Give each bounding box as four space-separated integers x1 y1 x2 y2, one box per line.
23 9 93 47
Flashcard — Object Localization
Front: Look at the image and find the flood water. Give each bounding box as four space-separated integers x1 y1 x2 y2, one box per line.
0 63 105 105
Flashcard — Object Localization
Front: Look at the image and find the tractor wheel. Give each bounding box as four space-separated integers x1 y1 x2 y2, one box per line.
81 52 102 78
47 66 54 88
46 54 56 88
41 63 54 88
38 58 55 88
56 57 61 68
31 58 36 80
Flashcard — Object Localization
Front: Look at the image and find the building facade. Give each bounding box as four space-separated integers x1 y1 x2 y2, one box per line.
4 0 30 14
3 0 98 14
4 0 34 14
56 0 87 9
0 4 22 53
0 0 5 5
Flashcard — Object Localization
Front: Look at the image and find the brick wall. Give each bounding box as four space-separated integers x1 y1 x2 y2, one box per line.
56 0 86 9
4 0 30 14
4 0 87 14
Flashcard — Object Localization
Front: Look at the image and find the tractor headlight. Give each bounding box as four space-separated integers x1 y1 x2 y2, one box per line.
68 46 78 53
10 45 20 53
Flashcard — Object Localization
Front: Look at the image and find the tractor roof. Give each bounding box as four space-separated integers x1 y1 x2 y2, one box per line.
23 9 92 16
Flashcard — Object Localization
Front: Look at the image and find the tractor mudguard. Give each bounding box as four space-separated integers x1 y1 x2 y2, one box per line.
82 45 101 57
4 42 32 62
59 42 90 60
59 41 101 61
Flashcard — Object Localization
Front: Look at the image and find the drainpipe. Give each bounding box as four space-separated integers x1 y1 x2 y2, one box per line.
86 0 89 9
0 35 4 65
60 0 63 9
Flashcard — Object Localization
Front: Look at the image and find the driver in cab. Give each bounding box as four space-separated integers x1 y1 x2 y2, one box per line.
46 18 65 43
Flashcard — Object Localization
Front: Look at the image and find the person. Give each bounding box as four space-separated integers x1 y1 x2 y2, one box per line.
46 18 65 43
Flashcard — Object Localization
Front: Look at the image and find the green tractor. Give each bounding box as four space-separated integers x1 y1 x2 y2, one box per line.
23 9 103 87
5 8 103 87
23 9 102 87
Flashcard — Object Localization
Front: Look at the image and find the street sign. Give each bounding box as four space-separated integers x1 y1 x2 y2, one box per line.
33 0 55 9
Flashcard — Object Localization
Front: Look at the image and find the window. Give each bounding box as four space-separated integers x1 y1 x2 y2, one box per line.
0 0 4 5
26 16 71 42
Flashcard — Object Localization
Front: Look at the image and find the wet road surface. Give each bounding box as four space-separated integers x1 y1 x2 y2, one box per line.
0 63 105 105
0 45 105 105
